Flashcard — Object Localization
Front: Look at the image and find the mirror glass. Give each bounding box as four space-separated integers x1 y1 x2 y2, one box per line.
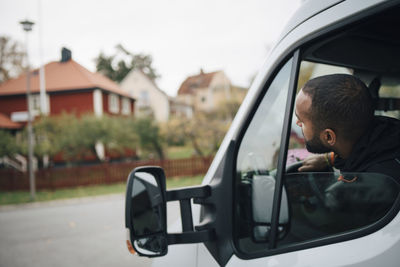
133 236 167 256
130 171 166 255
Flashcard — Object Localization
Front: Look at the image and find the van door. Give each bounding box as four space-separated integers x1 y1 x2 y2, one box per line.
218 4 400 263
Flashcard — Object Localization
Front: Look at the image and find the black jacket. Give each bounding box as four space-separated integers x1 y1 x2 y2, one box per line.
334 116 400 180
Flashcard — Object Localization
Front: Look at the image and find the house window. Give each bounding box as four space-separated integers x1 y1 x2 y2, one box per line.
109 93 120 113
140 91 149 107
122 97 131 115
27 93 50 115
30 94 41 113
93 89 103 117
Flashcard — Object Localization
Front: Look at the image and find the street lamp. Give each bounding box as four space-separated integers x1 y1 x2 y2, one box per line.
20 19 36 201
20 20 34 32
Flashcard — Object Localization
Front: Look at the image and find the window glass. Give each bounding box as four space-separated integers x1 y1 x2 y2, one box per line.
375 84 400 120
281 60 400 249
297 61 352 92
288 61 354 165
121 97 131 115
235 58 293 254
109 93 120 113
139 91 149 107
277 172 399 247
29 94 41 113
234 58 400 257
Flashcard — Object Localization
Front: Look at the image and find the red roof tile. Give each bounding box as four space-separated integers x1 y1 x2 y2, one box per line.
177 70 219 95
0 59 131 98
0 113 22 129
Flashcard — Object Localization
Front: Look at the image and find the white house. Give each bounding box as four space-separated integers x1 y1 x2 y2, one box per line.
120 69 170 122
177 69 232 112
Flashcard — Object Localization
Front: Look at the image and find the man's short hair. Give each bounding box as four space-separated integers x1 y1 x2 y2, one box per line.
302 74 374 141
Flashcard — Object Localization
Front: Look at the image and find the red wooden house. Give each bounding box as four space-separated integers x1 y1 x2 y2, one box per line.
0 48 135 121
0 48 136 164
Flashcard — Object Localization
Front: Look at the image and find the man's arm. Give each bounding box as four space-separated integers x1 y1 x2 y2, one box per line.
298 153 333 172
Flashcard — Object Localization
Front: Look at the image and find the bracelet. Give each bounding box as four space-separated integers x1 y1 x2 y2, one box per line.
324 153 331 167
330 152 335 166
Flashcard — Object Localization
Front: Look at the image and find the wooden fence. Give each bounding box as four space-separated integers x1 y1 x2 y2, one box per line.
0 156 213 191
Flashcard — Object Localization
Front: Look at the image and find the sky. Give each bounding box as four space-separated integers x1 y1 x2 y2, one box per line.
0 0 301 96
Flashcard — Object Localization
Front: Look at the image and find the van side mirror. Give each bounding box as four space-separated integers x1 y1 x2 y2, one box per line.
125 166 215 257
125 167 168 256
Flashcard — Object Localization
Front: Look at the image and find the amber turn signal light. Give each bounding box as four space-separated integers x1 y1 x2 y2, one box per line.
126 240 136 255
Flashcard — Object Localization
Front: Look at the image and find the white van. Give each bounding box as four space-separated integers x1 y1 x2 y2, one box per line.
125 0 400 266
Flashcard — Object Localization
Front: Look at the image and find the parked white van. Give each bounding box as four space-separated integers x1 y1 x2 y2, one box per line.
125 0 400 266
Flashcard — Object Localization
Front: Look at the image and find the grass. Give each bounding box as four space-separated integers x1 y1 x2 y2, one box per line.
166 145 215 159
0 174 204 206
166 175 204 189
166 146 195 159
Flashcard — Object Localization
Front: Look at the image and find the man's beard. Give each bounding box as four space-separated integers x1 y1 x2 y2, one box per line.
305 134 331 154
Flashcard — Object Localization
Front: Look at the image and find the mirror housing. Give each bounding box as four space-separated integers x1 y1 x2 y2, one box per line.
125 166 168 257
125 166 215 257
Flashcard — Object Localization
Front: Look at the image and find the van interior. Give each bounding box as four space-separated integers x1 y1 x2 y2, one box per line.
302 4 400 115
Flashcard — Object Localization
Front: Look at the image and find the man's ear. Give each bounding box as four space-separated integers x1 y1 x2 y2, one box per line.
320 129 336 146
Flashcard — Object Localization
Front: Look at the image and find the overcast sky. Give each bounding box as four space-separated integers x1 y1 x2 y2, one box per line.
0 0 301 96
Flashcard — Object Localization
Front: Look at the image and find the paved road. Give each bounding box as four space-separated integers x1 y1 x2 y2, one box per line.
0 194 180 267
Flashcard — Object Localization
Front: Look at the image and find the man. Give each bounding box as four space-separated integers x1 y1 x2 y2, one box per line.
295 74 400 178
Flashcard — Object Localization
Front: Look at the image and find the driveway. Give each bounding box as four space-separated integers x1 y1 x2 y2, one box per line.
0 194 180 267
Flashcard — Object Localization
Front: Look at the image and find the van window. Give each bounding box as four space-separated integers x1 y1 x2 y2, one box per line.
375 83 400 120
297 61 352 92
235 57 293 254
288 60 354 164
234 57 400 257
282 59 400 249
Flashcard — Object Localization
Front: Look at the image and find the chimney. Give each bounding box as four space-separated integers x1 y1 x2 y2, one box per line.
61 47 72 62
200 68 204 75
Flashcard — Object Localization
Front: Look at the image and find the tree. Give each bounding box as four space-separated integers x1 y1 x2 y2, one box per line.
95 44 159 82
20 113 139 165
102 115 138 154
162 116 187 147
189 112 229 156
134 117 165 159
164 112 229 157
56 113 118 162
32 115 64 165
215 98 242 121
0 130 19 157
17 113 78 165
0 36 25 83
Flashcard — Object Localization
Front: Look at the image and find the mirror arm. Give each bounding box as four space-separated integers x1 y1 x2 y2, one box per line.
166 185 211 232
166 185 211 201
167 229 215 245
180 199 193 231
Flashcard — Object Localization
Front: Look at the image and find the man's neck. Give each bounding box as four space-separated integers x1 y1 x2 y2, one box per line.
334 140 355 160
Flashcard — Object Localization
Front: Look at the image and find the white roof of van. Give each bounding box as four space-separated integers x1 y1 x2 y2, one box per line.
278 0 343 43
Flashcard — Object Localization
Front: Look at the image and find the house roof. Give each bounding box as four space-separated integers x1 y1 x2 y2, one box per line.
0 59 132 98
177 70 219 95
121 69 169 98
0 113 22 129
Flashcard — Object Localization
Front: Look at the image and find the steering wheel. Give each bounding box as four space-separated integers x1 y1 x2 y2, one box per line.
286 161 303 173
285 161 332 211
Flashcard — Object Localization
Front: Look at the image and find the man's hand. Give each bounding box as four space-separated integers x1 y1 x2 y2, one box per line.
298 154 329 172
